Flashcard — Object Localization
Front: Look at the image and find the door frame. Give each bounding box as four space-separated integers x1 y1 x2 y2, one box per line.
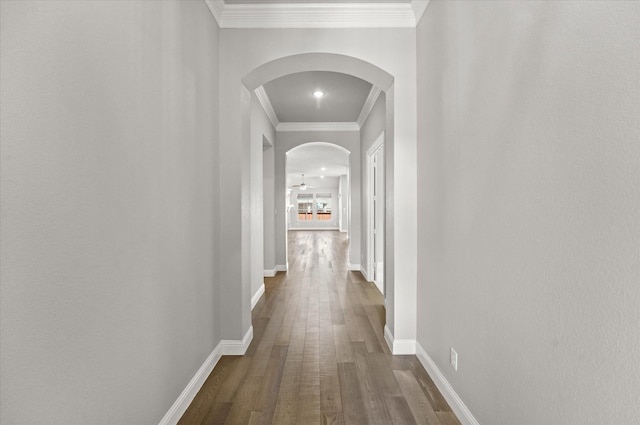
366 132 384 294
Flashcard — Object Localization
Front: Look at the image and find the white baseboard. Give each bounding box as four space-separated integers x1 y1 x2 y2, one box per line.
384 325 416 355
265 264 287 277
158 346 222 425
360 267 370 281
220 326 253 356
348 263 361 271
159 326 254 424
251 284 265 310
415 342 480 425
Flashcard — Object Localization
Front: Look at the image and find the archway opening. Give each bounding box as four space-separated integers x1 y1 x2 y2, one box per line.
241 52 398 352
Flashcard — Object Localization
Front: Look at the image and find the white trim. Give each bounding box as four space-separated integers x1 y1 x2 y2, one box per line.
411 0 431 25
348 263 361 271
206 1 429 29
275 264 288 272
213 3 417 29
360 266 370 282
254 86 280 129
357 86 382 127
416 343 480 425
251 284 265 310
264 267 277 278
383 325 416 355
204 0 223 26
220 326 253 356
366 133 384 291
277 122 359 132
384 325 394 352
158 326 255 424
158 345 222 425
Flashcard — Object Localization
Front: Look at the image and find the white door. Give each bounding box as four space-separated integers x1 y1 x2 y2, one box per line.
372 144 384 294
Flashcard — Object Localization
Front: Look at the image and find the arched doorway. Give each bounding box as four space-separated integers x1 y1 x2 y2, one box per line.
221 50 417 356
285 142 351 268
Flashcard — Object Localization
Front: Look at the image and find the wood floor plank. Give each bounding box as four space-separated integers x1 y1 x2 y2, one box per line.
351 342 394 425
386 396 419 425
320 374 343 419
180 231 461 425
367 352 404 397
337 362 367 425
436 412 463 425
177 357 239 425
254 345 288 425
214 356 252 403
333 324 354 364
394 369 441 425
222 375 262 425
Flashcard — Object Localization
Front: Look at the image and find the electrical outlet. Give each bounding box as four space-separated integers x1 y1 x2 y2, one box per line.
450 347 458 371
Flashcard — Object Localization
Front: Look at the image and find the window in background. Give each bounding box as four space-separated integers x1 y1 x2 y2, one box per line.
315 193 332 221
297 193 313 221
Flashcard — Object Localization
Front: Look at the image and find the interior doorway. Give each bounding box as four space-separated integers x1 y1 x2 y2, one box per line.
284 142 351 270
367 133 385 296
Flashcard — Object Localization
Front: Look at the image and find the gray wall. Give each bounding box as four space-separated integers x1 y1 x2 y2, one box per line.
416 2 640 424
0 1 221 423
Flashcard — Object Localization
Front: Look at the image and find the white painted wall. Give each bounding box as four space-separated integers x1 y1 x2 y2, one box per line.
220 30 417 345
0 1 221 423
416 2 640 424
276 131 361 268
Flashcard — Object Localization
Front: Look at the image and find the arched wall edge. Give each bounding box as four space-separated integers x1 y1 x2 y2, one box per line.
242 52 394 93
240 52 400 352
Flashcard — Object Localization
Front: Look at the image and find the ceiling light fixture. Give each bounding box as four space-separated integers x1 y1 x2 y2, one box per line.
313 90 324 98
320 176 324 179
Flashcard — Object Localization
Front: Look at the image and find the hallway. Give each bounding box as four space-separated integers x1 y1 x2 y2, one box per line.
179 231 461 425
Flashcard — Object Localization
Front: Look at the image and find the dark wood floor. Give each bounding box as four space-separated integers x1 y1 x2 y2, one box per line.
179 230 461 425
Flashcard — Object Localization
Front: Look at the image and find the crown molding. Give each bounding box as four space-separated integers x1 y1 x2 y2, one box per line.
206 1 430 29
411 0 430 25
205 0 224 26
357 86 382 127
254 86 280 129
206 1 418 29
277 122 360 132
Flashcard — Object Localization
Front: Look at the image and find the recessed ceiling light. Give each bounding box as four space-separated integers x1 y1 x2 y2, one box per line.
321 167 326 171
320 176 324 179
313 90 324 98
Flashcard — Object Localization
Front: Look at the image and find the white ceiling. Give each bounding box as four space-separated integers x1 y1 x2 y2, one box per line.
261 72 368 183
264 71 372 123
